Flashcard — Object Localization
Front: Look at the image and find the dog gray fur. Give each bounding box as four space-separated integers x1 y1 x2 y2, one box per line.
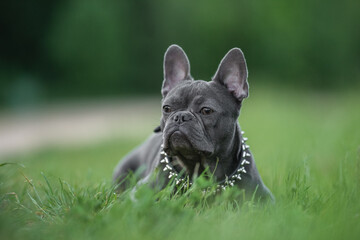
113 45 274 201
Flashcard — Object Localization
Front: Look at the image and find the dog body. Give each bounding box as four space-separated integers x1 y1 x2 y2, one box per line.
113 45 273 201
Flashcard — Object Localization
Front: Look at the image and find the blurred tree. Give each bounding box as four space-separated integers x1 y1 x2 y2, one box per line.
0 0 59 105
48 0 126 96
0 0 359 106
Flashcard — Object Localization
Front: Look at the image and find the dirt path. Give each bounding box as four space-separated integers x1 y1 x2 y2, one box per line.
0 98 161 160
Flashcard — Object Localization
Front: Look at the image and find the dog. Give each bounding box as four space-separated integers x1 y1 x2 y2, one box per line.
113 45 274 201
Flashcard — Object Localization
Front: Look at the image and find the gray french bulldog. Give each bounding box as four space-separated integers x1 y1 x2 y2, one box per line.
113 45 274 201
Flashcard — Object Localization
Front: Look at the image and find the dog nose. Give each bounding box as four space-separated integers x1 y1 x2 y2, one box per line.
173 111 193 124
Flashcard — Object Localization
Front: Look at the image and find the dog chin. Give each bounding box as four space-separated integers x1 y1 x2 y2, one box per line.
163 131 196 156
164 131 213 160
169 131 192 151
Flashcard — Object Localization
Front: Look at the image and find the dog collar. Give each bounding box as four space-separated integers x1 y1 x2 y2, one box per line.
160 131 251 191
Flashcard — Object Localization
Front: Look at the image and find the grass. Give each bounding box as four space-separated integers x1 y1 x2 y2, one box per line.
1 86 360 240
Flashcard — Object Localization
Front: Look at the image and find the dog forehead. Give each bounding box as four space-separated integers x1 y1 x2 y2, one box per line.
165 80 213 103
165 80 237 110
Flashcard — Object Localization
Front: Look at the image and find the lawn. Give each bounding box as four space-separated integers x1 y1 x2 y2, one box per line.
1 86 360 240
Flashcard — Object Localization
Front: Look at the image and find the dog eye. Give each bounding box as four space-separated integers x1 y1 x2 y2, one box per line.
163 105 172 113
200 107 214 115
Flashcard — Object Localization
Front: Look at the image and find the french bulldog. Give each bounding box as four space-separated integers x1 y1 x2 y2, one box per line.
113 45 274 201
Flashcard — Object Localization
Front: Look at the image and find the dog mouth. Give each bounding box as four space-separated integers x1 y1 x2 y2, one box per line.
163 129 213 158
170 131 194 154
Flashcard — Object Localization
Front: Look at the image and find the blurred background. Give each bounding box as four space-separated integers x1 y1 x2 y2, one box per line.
1 4 360 238
0 0 359 159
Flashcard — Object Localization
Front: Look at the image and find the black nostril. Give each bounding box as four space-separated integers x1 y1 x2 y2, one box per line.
173 112 192 123
182 114 192 122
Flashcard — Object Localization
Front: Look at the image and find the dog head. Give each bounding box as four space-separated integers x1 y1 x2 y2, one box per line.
160 45 249 167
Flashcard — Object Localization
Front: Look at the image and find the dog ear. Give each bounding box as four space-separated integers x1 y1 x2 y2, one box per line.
212 48 249 102
162 44 193 97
